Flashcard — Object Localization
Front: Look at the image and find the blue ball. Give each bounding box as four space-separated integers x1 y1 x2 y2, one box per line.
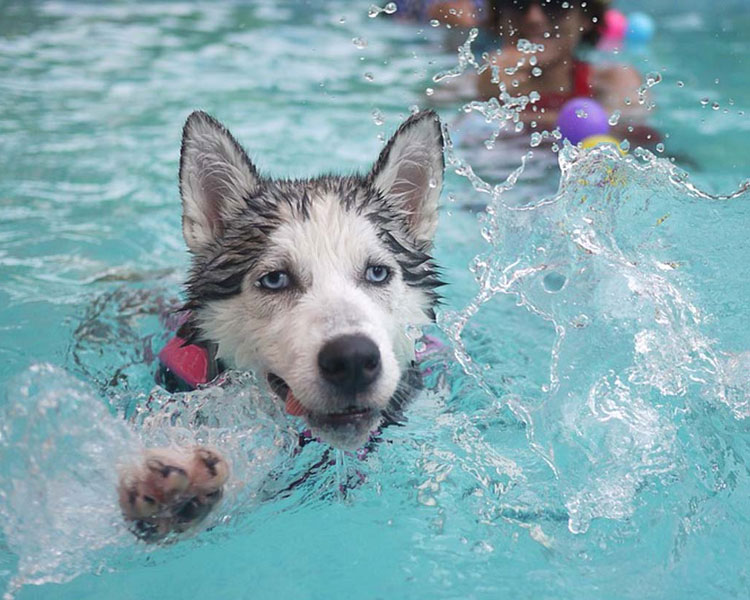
627 12 656 45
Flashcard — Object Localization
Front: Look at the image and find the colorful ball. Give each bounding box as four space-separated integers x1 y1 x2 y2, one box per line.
601 9 627 42
557 98 610 145
626 12 656 45
580 134 626 155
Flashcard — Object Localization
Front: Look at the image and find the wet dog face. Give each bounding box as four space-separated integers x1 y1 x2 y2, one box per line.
178 111 444 449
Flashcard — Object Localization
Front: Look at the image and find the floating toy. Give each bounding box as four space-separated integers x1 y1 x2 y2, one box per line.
557 98 610 145
580 134 626 155
626 12 656 46
600 9 627 45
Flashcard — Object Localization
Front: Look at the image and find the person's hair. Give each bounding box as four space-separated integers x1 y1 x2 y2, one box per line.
486 0 608 47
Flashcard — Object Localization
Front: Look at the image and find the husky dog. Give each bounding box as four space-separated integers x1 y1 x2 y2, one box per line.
118 109 445 539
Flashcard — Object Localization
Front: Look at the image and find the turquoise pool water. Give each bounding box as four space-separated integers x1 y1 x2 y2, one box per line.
1 1 749 598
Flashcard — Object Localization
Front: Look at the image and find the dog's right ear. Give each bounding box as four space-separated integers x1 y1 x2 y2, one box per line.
179 111 262 253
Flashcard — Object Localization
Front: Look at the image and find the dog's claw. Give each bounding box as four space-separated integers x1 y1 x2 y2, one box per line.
118 446 229 541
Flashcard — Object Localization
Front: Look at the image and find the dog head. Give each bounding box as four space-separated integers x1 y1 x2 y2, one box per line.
178 110 444 449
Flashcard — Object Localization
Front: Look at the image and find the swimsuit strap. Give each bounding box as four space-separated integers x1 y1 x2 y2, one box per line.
571 59 595 97
534 60 595 110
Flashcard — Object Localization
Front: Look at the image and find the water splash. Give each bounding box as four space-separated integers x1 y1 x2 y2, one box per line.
440 120 750 533
0 366 299 597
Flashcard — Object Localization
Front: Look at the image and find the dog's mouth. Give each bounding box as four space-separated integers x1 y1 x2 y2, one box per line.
267 373 375 426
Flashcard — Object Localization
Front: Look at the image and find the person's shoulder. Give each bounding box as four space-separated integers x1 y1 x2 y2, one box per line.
594 63 642 90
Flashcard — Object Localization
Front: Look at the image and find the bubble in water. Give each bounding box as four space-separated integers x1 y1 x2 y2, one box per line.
620 138 631 152
656 142 665 153
711 102 720 111
714 77 720 84
371 108 384 126
339 16 346 23
363 72 374 81
425 87 434 96
430 19 440 27
352 37 368 49
543 272 567 293
532 67 542 77
677 80 684 88
608 110 621 126
700 97 709 106
530 132 542 147
575 108 589 118
428 178 438 189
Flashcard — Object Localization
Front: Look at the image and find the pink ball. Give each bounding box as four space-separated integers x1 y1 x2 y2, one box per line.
601 9 627 42
556 98 610 145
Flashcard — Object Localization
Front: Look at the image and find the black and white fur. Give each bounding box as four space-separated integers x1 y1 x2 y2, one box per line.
118 110 444 538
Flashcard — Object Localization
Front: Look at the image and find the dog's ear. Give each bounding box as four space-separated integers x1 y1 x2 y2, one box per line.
368 110 444 245
179 111 262 253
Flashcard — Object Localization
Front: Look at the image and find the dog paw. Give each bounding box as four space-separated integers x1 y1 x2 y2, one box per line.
118 446 229 541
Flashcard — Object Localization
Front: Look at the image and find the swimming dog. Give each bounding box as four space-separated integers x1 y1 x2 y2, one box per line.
117 109 445 539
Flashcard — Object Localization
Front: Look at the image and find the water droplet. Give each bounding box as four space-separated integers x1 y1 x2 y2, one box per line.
409 104 420 114
645 71 662 86
532 67 542 77
656 142 665 153
711 102 720 111
714 77 720 85
571 314 590 329
430 19 440 27
371 108 384 126
425 87 434 96
339 16 346 23
677 80 684 88
620 139 631 152
608 110 621 126
700 97 709 106
352 37 368 49
428 178 437 189
575 108 589 118
368 2 398 17
530 132 542 147
363 72 374 81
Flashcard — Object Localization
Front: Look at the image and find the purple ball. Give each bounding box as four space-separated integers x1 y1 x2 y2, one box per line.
556 98 610 145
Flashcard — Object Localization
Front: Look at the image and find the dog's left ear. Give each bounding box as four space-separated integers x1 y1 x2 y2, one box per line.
368 110 444 246
179 111 262 253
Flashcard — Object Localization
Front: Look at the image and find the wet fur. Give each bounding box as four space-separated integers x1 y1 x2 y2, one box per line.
118 110 445 538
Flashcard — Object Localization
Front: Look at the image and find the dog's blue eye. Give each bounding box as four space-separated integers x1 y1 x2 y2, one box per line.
257 271 290 290
365 265 390 284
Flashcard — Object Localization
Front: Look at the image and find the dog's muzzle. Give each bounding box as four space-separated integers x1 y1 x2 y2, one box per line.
267 334 385 449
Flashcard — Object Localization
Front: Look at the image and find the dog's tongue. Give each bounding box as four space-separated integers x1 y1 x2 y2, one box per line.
285 390 307 417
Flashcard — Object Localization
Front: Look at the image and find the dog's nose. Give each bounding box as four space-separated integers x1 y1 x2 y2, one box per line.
318 334 381 393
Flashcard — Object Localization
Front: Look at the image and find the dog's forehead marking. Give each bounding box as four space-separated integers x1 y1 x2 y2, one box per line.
268 191 384 281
